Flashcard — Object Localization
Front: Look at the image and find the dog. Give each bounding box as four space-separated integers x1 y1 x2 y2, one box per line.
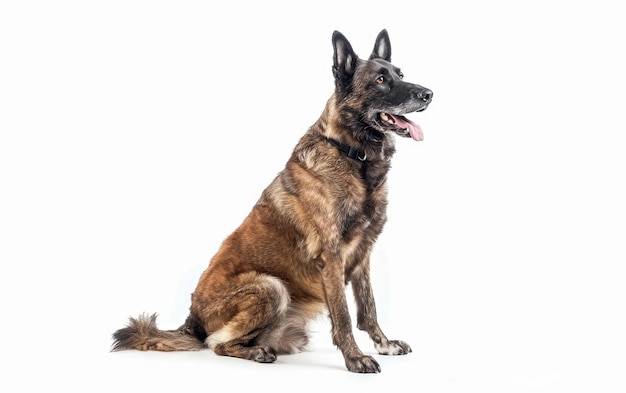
111 29 433 374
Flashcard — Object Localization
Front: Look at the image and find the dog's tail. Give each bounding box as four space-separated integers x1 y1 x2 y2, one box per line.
111 313 205 352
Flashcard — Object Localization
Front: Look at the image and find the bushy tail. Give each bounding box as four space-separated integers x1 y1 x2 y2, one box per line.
111 313 205 352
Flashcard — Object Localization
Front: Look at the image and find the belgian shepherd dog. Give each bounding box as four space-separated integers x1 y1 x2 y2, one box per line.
112 29 433 374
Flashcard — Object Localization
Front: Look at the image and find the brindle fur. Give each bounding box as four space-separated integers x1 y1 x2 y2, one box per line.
112 29 433 373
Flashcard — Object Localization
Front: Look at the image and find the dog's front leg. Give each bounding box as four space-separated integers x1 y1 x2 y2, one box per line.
350 261 412 356
320 251 381 373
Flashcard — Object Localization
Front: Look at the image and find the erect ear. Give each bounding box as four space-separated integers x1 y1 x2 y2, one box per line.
332 30 359 83
369 29 391 62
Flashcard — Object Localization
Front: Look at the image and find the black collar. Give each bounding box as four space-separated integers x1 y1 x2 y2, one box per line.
326 138 367 161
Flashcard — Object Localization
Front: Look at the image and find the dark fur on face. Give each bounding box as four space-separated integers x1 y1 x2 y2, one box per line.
112 29 432 374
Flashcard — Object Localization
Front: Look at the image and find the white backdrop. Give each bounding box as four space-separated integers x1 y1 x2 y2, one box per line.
1 1 625 392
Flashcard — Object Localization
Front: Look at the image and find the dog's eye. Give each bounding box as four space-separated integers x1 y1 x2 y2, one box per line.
399 72 404 79
376 76 384 84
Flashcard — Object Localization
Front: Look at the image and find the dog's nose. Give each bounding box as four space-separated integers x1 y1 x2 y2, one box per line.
417 89 433 104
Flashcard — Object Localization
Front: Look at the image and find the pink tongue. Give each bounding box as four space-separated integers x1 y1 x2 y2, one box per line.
390 114 423 141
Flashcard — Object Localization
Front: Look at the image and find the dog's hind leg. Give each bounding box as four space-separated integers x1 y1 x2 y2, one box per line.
201 273 291 363
350 260 412 356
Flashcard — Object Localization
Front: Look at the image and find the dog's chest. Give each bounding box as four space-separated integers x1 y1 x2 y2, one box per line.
360 159 391 193
337 179 388 276
341 163 390 237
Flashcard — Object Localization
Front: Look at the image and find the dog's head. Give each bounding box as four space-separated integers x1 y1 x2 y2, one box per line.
332 29 432 142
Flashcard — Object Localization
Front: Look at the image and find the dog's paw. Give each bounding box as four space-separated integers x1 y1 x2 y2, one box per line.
375 339 412 355
345 355 381 373
250 346 277 363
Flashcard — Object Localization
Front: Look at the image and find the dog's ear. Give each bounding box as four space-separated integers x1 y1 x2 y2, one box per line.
332 31 358 85
369 29 391 62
